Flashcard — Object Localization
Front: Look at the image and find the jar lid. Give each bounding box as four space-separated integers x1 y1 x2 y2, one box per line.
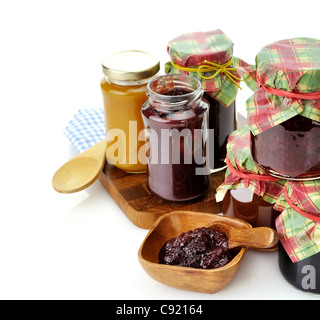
165 29 241 107
101 50 160 81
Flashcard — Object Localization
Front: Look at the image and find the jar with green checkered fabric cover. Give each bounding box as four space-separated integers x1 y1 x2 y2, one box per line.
234 37 320 180
165 30 240 172
216 126 285 229
275 179 320 294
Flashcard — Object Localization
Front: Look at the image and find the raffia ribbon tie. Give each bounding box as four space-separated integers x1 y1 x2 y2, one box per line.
225 155 280 181
256 75 320 100
170 59 242 89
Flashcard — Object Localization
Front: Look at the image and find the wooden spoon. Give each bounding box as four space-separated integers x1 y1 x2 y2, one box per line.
208 223 279 249
52 139 107 193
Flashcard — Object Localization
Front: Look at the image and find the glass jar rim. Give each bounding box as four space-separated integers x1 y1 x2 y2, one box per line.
147 74 203 100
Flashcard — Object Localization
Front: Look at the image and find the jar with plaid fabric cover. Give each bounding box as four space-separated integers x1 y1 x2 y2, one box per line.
216 126 285 242
235 38 320 180
274 179 320 293
165 30 241 173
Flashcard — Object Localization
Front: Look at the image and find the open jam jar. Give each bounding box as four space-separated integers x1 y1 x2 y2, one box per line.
141 74 210 201
251 115 320 180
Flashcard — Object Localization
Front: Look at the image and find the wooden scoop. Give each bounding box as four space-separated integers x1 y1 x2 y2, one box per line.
52 139 106 193
208 223 279 249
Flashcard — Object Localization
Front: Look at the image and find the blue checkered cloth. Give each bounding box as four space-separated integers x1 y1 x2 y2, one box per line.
64 108 106 153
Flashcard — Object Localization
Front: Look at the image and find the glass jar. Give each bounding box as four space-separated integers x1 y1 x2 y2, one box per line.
166 30 240 174
204 95 236 171
278 242 320 294
222 188 280 229
251 114 320 180
141 74 210 201
101 50 160 173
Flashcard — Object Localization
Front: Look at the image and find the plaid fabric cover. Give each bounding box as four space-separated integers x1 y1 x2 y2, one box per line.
275 180 320 263
165 29 240 107
216 126 285 203
234 38 320 135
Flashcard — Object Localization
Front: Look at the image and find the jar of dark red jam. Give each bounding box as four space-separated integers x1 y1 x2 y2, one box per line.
141 74 210 201
205 95 236 172
251 113 320 180
278 242 320 294
222 188 280 229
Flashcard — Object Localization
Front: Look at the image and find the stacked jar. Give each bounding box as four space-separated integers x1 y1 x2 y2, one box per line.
216 126 285 246
232 37 320 293
274 179 320 293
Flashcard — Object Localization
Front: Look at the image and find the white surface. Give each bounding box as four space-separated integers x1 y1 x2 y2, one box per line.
1 0 320 300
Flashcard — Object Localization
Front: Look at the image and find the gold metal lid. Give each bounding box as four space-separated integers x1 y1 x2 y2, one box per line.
101 50 160 81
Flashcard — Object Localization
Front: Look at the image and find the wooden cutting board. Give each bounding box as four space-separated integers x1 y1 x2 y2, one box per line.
99 164 225 229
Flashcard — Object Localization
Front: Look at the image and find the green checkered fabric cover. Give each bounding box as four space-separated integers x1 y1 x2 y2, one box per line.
275 180 320 263
234 38 320 135
165 29 240 107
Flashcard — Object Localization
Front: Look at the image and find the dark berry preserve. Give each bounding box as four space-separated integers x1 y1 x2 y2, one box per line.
251 115 320 180
142 74 210 201
204 94 236 171
159 227 237 269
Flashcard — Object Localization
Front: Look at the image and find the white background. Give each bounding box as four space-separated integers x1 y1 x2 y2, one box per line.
1 0 320 300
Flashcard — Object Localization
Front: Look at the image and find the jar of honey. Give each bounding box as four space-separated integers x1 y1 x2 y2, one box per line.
141 74 210 201
101 50 160 173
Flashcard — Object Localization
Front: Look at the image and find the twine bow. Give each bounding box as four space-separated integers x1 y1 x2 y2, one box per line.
170 59 242 89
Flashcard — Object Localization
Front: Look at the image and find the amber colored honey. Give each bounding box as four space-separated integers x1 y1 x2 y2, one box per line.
101 78 147 172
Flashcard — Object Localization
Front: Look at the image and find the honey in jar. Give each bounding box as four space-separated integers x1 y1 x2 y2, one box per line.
101 50 160 173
